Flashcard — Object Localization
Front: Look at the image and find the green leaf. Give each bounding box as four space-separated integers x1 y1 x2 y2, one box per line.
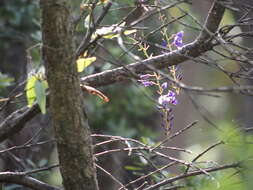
0 72 14 88
124 165 143 171
76 57 96 72
26 76 37 107
35 80 47 114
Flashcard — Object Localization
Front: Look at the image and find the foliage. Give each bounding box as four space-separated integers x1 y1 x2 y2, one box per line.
25 72 48 114
0 72 14 89
0 0 40 44
0 72 14 98
88 84 157 138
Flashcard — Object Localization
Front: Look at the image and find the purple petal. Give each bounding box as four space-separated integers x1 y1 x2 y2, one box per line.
166 108 172 113
161 40 167 47
167 90 176 97
161 82 168 89
175 40 183 48
177 74 183 81
171 98 178 105
141 80 153 87
158 93 178 107
176 31 184 39
140 74 151 80
167 114 174 122
173 31 184 48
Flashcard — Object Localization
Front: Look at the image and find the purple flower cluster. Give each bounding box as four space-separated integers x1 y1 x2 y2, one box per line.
160 31 184 53
138 31 184 133
158 87 177 131
160 109 174 132
139 74 154 87
172 31 184 49
158 90 177 107
159 66 183 133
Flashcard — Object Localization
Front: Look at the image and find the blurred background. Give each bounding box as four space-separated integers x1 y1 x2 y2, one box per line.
1 0 253 189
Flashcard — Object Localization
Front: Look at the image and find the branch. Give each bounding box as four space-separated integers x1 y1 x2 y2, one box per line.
0 171 60 190
80 41 211 87
0 103 40 143
143 162 240 190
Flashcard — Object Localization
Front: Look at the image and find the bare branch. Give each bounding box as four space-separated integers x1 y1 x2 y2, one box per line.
0 171 60 190
0 104 40 143
95 163 127 190
143 162 240 190
184 141 224 173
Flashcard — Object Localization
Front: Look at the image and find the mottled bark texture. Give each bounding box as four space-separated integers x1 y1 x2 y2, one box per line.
40 0 99 190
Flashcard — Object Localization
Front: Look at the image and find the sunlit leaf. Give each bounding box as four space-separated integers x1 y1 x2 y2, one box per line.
95 26 115 36
92 22 137 39
103 33 118 39
84 14 91 28
124 166 143 171
35 80 47 114
103 29 137 39
124 29 137 35
76 57 96 72
26 75 37 107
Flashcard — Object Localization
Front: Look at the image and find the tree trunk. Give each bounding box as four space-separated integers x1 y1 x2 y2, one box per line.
40 0 99 190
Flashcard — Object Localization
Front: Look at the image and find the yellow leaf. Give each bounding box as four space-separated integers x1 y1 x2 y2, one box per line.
124 29 137 35
103 34 118 39
26 76 37 107
76 57 96 72
92 22 137 39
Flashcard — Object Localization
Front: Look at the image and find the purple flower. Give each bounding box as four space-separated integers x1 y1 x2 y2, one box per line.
141 80 153 87
161 110 174 132
139 74 154 87
158 90 178 107
167 114 174 122
161 39 167 48
167 90 176 97
173 31 184 49
161 82 168 89
161 40 169 54
177 73 183 81
171 98 178 105
140 74 151 80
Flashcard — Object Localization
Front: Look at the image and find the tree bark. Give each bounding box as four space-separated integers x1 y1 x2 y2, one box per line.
40 0 99 190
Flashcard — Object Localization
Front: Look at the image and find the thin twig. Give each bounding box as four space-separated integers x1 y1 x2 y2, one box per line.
184 141 224 173
95 163 127 190
144 162 240 190
152 120 198 150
